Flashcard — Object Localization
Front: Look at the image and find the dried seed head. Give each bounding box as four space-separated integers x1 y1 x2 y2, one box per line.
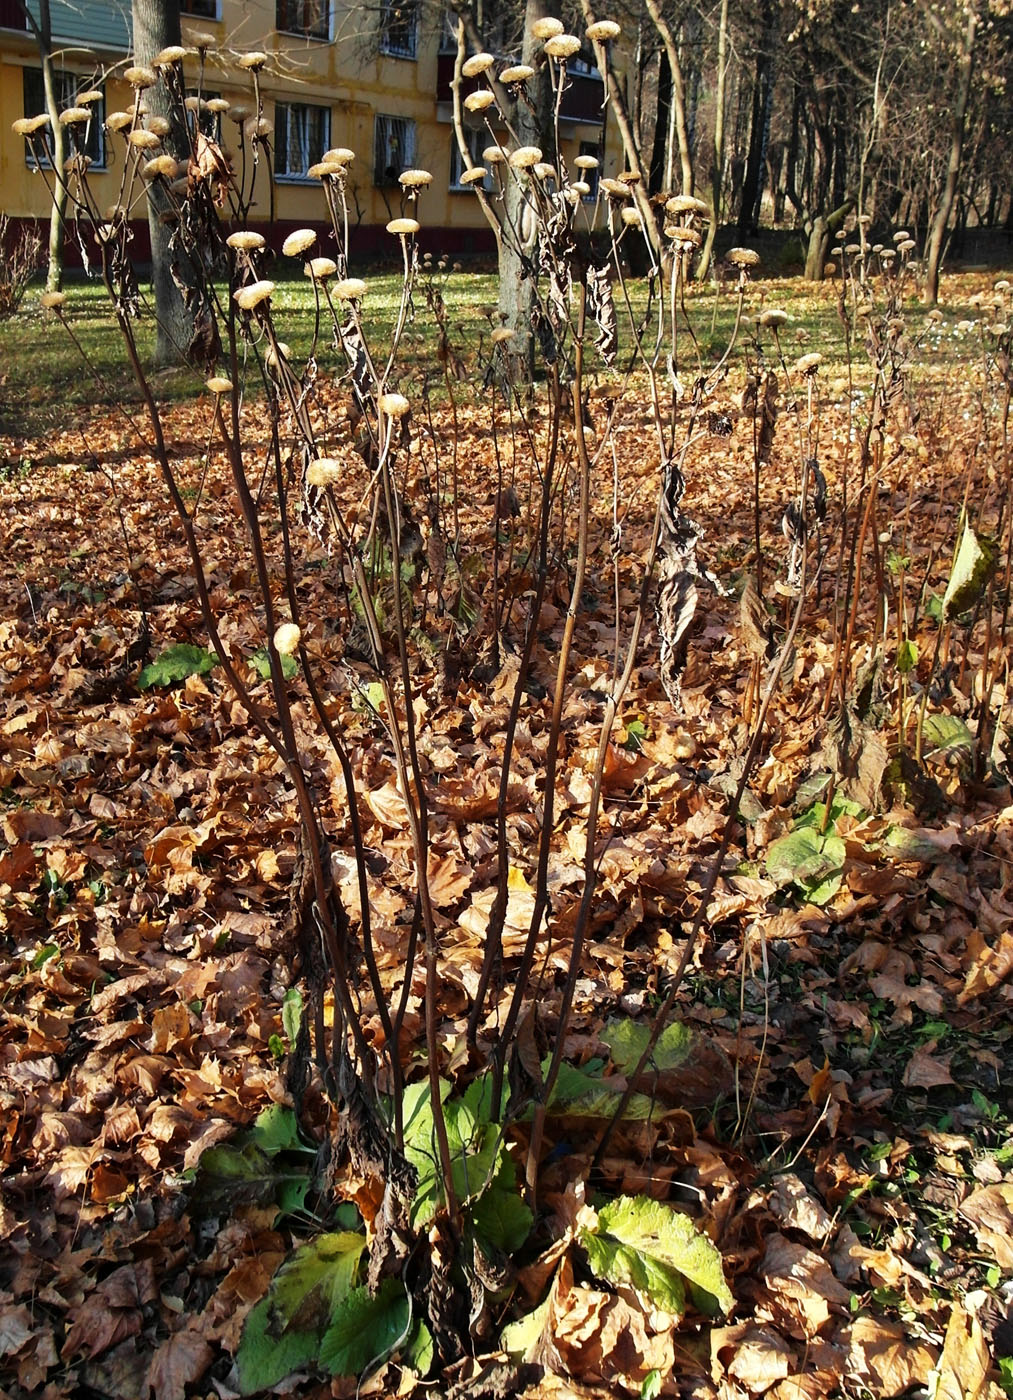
462 52 495 77
459 166 488 185
533 162 556 180
184 96 202 112
191 32 217 52
757 308 788 327
265 341 291 370
499 64 534 83
304 256 337 279
14 114 51 135
665 193 708 218
325 146 355 164
59 107 92 125
206 376 233 394
544 33 582 58
128 129 161 149
227 230 266 251
386 217 420 235
308 160 343 178
234 279 275 310
244 117 273 140
229 104 252 123
666 224 701 246
926 308 944 323
124 65 157 88
844 243 862 255
892 229 910 243
105 111 133 131
600 177 630 198
531 17 565 39
206 98 230 114
621 207 642 227
273 623 301 655
282 228 316 257
237 51 268 70
464 90 495 112
483 145 506 164
575 154 598 170
989 322 1009 337
77 90 103 105
727 247 760 268
897 238 916 254
146 116 171 137
378 392 410 417
586 19 621 41
333 278 367 300
569 180 590 197
306 458 342 486
508 145 543 169
399 167 433 187
491 327 514 344
995 279 1010 292
143 155 179 179
40 291 67 309
154 46 188 65
795 352 822 375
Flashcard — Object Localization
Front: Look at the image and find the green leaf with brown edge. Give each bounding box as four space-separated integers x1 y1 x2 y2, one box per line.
318 1278 411 1377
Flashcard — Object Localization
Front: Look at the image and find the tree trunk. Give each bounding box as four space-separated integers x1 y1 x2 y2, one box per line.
697 0 729 279
804 198 853 281
16 1 65 292
644 0 694 193
738 5 775 236
649 47 671 194
924 2 978 305
132 0 195 366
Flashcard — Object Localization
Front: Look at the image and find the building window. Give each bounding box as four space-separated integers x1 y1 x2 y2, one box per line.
374 114 416 186
181 0 220 17
274 102 330 180
568 42 600 78
450 129 491 191
0 0 29 30
276 0 329 40
379 0 417 59
578 139 601 199
23 69 105 169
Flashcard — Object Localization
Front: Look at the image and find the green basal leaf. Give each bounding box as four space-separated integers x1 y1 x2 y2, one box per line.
921 713 974 752
236 1295 318 1394
235 1231 366 1394
582 1195 734 1316
942 519 998 619
282 986 304 1045
896 638 919 673
138 642 218 690
250 1103 315 1158
622 717 648 752
766 827 841 889
406 1321 434 1377
502 1290 553 1362
642 1370 663 1399
319 1278 411 1377
603 1018 693 1074
471 1161 533 1255
249 645 298 680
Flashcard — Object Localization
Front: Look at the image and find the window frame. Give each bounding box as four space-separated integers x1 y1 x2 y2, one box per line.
22 68 106 171
578 139 602 201
449 128 492 192
374 113 417 187
379 0 418 60
275 0 331 41
180 0 221 19
273 100 332 182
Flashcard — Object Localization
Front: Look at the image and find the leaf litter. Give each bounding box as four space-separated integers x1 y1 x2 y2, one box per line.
2 272 1013 1398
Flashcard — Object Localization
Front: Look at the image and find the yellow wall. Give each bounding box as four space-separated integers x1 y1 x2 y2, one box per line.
1 1 604 241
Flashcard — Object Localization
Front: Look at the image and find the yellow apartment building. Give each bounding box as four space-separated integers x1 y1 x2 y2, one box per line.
0 0 607 260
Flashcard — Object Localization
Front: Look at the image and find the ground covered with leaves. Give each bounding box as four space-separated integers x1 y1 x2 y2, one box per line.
2 271 1013 1399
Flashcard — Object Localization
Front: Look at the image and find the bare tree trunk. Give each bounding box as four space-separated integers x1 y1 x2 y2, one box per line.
644 0 693 193
924 2 978 306
131 0 195 366
697 0 729 279
16 0 66 292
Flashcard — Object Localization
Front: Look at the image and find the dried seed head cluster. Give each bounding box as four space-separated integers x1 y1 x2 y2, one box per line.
282 228 317 257
462 52 494 77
